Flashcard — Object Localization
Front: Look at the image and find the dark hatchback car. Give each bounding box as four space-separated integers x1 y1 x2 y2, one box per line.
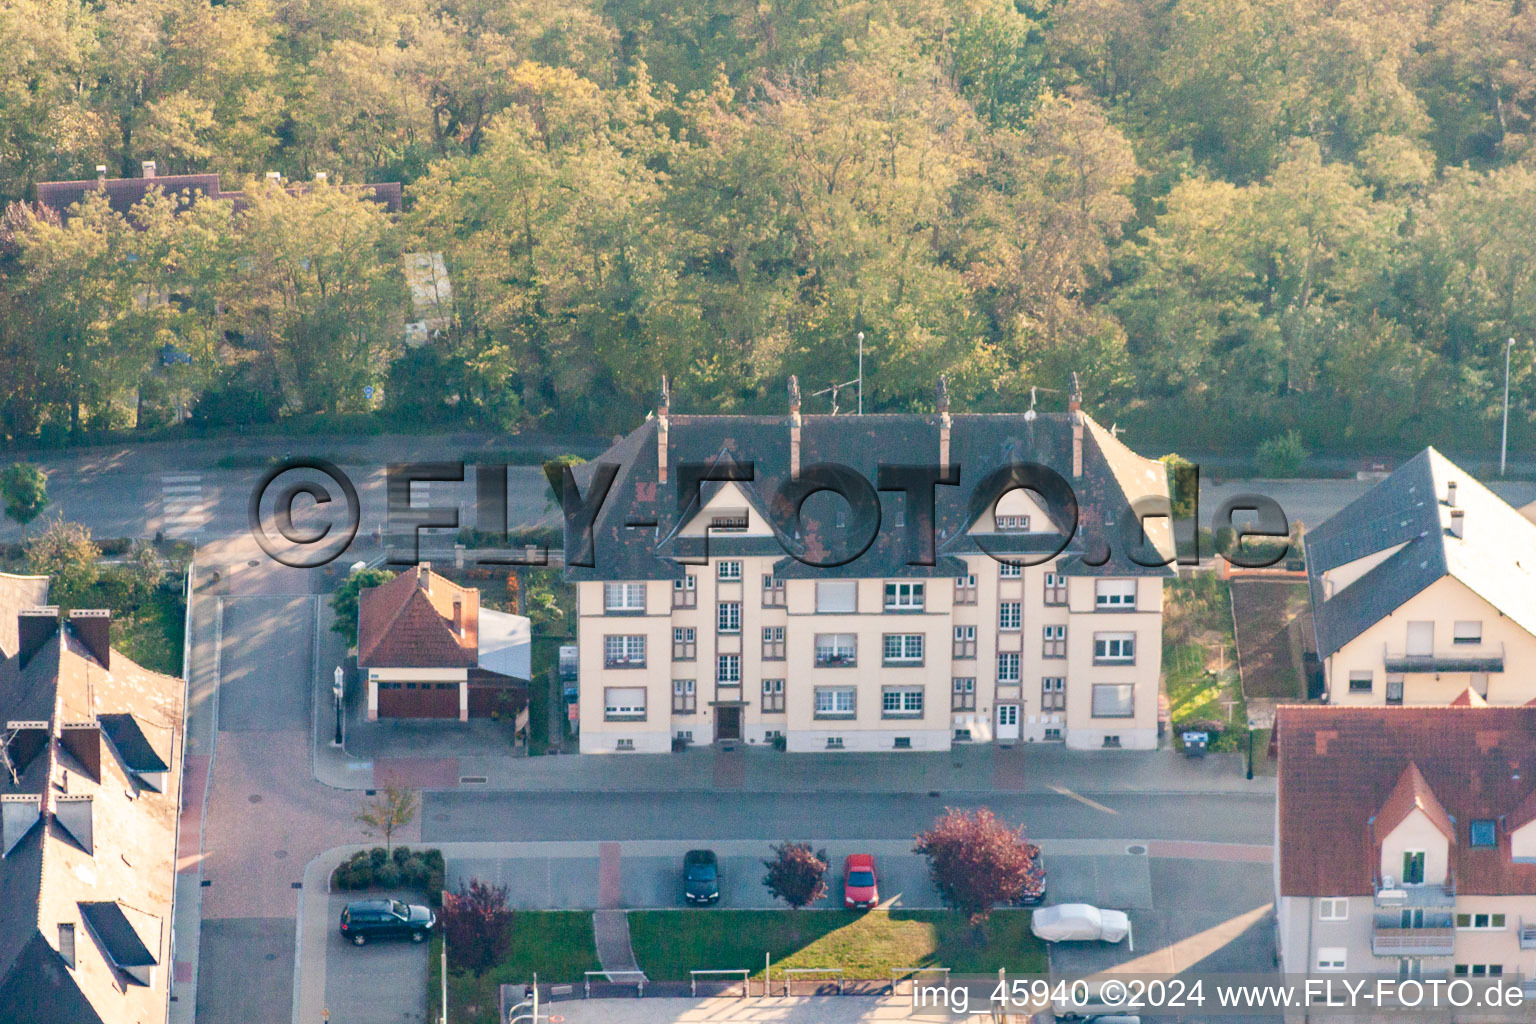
684 849 720 904
339 899 436 945
1011 842 1048 907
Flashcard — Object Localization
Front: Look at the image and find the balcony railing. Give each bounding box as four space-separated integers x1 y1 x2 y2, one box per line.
1383 642 1504 674
1521 921 1536 950
1371 917 1455 957
1374 877 1455 908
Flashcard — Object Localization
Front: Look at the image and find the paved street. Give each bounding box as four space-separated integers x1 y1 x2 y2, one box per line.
422 790 1274 845
323 890 431 1024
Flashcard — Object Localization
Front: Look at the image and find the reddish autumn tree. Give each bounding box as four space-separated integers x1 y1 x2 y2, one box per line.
762 841 830 909
914 808 1043 928
440 879 512 973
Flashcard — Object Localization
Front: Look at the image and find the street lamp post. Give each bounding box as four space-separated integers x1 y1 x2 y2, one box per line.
332 665 345 747
1502 337 1516 477
1246 720 1256 781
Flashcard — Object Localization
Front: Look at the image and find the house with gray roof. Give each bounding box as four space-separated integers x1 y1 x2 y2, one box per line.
0 606 184 1024
1304 448 1536 706
565 376 1174 754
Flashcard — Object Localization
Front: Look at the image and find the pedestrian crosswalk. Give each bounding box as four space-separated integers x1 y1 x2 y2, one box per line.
160 473 208 538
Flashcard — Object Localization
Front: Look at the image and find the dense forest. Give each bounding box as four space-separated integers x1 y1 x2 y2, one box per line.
1 0 1532 453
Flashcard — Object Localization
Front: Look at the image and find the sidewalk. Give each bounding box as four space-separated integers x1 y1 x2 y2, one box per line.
315 724 1274 796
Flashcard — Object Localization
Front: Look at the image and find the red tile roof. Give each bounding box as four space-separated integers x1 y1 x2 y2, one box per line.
1449 687 1487 707
1276 704 1536 897
356 566 479 669
1373 763 1455 841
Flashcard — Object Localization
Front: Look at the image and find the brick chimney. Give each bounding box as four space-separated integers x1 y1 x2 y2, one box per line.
937 375 951 474
140 160 156 178
60 722 101 783
1069 372 1084 479
417 563 431 591
657 376 670 485
68 609 110 670
95 165 107 181
17 608 58 669
788 376 802 479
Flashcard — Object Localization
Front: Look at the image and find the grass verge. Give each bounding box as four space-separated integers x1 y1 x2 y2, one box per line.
628 908 1046 980
445 911 600 1024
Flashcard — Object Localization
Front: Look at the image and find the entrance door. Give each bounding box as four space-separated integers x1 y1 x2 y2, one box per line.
996 704 1020 741
716 706 742 742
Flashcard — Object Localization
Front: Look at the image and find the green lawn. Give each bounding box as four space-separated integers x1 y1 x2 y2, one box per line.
1163 574 1247 751
628 909 1046 980
445 912 600 1024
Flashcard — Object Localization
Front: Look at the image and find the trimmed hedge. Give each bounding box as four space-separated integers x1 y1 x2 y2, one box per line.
332 847 446 905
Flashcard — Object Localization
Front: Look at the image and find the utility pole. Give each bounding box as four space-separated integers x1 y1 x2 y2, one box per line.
857 331 864 415
1505 337 1517 478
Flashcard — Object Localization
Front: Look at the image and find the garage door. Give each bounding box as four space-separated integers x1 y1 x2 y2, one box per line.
377 681 459 719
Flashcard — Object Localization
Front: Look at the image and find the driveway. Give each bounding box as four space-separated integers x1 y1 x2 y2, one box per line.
323 890 431 1024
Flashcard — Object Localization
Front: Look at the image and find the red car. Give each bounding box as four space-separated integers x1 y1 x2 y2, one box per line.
844 854 879 909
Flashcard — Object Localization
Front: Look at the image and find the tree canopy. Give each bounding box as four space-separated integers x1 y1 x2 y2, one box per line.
0 0 1531 451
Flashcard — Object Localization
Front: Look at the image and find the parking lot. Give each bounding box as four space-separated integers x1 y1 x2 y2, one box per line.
323 890 432 1024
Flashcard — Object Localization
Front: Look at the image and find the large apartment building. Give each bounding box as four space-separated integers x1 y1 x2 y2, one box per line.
565 378 1173 754
1276 704 1536 986
1305 448 1536 706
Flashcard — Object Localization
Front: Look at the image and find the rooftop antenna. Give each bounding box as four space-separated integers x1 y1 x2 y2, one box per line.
1024 385 1061 423
811 375 860 415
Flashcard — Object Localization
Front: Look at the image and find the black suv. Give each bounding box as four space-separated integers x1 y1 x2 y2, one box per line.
683 849 719 904
339 899 436 945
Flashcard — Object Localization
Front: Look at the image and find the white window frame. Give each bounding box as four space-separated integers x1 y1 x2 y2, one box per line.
882 686 925 717
672 679 696 714
814 686 856 718
996 514 1030 531
884 581 926 611
1041 676 1065 712
716 653 741 683
1044 572 1067 604
999 601 1022 631
997 651 1021 683
1316 948 1347 972
761 677 785 712
603 634 646 668
762 625 785 660
604 582 646 612
815 580 858 613
999 560 1022 578
717 601 741 634
1093 632 1135 663
1455 913 1507 931
717 560 742 581
882 633 924 665
1095 580 1137 609
955 574 978 603
1042 624 1066 658
952 677 976 711
1318 898 1348 921
1453 620 1482 645
604 686 647 719
1091 683 1134 719
814 633 857 667
672 626 696 661
672 574 696 608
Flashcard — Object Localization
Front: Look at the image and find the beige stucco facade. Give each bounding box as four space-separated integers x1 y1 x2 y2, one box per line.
576 485 1164 753
1279 807 1536 982
1321 576 1536 706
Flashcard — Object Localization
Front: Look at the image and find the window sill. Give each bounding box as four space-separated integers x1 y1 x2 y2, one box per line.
1093 658 1135 666
883 661 925 668
603 608 648 616
882 712 924 719
605 714 647 722
763 654 786 661
1094 605 1138 612
815 661 858 669
814 713 857 720
1091 713 1135 720
883 607 927 614
604 662 648 670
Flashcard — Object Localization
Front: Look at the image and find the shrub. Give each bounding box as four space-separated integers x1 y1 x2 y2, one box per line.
440 880 513 974
762 842 829 909
1256 431 1306 478
393 845 413 866
375 862 402 888
369 847 388 869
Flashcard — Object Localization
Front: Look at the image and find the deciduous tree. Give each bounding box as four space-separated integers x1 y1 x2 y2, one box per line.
762 842 829 909
913 808 1041 928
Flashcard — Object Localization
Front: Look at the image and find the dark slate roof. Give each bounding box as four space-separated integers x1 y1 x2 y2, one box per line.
566 408 1175 582
1305 448 1536 657
78 902 156 968
0 574 49 660
34 174 404 219
0 932 103 1024
98 714 169 774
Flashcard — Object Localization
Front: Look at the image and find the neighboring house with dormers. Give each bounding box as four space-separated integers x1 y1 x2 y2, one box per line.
1305 448 1536 707
1275 704 1536 985
565 377 1174 754
0 606 184 1024
357 565 530 723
